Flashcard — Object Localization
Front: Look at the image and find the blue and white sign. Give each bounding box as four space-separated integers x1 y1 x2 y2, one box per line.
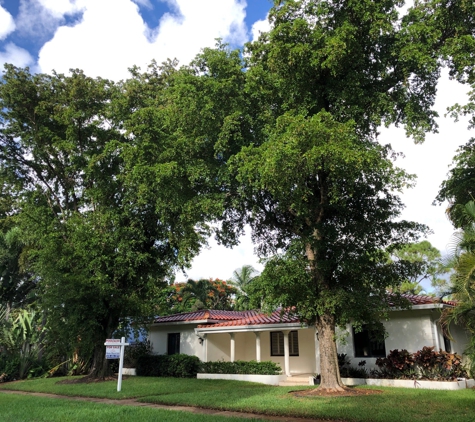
106 345 120 359
104 337 129 392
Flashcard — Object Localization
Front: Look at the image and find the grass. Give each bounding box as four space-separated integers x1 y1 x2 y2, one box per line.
0 393 257 421
2 376 475 421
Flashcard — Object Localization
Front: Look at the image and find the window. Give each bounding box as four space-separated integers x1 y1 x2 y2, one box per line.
167 333 180 355
443 335 451 353
270 331 299 356
353 327 386 358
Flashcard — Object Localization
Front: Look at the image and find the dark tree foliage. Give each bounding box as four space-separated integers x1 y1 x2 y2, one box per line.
0 65 218 378
189 0 473 391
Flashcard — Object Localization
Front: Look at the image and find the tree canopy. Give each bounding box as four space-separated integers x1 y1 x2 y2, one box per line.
390 241 448 295
0 65 220 377
1 0 473 389
211 0 473 391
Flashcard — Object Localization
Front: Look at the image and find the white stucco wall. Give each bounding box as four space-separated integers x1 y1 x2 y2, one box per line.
206 332 231 361
448 321 470 355
205 328 317 375
337 309 470 369
148 308 470 375
148 323 205 361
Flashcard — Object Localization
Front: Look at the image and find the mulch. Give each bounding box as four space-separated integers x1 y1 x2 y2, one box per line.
292 387 383 398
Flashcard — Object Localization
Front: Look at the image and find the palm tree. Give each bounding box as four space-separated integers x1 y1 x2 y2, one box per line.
441 201 475 373
181 279 218 311
230 265 258 310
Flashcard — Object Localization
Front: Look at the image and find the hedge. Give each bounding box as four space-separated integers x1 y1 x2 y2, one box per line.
200 360 281 375
136 354 201 378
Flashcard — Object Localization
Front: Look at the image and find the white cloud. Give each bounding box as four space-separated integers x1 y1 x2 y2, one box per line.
0 42 34 69
250 14 270 41
16 0 70 39
37 0 248 80
0 5 16 40
37 0 84 18
175 227 263 282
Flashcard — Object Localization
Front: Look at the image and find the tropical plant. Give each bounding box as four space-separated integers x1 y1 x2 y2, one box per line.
181 279 236 311
229 265 258 310
0 227 36 317
0 306 47 381
440 201 475 374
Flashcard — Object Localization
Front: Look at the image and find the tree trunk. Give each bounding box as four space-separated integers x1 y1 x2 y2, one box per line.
86 315 117 379
87 341 112 379
315 313 347 392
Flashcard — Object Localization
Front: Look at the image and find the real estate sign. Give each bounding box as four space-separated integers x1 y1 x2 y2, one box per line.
104 337 129 392
105 339 121 359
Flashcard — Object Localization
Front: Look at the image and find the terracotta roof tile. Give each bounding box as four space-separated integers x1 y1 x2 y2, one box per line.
397 293 455 307
153 309 253 324
154 295 455 326
197 310 300 328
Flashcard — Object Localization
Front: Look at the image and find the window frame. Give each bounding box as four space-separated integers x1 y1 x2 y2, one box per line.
270 330 299 357
353 327 386 358
167 332 180 355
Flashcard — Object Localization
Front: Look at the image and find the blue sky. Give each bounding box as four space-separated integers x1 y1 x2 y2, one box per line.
0 1 472 285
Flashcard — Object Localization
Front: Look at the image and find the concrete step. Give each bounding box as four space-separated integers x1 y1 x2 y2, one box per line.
278 375 313 387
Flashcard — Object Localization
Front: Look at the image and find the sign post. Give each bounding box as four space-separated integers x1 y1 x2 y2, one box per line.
104 337 129 392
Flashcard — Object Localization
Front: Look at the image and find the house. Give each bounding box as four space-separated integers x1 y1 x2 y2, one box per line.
148 294 470 377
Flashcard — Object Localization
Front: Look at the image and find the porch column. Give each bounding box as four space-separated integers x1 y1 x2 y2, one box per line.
283 330 290 377
255 332 261 362
202 334 208 363
431 318 441 350
230 333 235 362
314 327 320 375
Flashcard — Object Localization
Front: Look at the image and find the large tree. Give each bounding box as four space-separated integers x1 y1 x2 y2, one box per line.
195 0 473 392
0 65 215 378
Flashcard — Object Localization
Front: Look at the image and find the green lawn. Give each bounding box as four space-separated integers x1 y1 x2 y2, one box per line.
1 376 475 422
0 393 258 422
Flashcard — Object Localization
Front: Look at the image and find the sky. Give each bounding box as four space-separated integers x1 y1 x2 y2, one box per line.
0 0 472 284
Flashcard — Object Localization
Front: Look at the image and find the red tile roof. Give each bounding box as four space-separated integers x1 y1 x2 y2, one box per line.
153 295 454 327
198 310 300 328
153 309 255 324
397 293 456 307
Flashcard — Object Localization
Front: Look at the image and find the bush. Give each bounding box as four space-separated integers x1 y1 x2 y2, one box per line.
413 346 468 381
136 354 201 378
110 340 153 373
373 349 417 379
0 355 20 382
200 360 281 375
0 354 48 382
371 347 468 380
337 353 368 378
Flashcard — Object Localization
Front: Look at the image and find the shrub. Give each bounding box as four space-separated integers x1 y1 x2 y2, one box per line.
0 355 20 382
0 354 48 382
110 340 153 372
371 347 468 380
337 353 368 378
413 346 468 381
200 360 281 375
373 349 417 379
124 340 152 368
136 354 201 378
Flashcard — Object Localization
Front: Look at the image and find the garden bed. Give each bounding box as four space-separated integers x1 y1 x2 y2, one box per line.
339 377 475 390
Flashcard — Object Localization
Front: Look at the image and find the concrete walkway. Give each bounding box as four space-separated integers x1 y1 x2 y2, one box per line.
0 390 345 422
